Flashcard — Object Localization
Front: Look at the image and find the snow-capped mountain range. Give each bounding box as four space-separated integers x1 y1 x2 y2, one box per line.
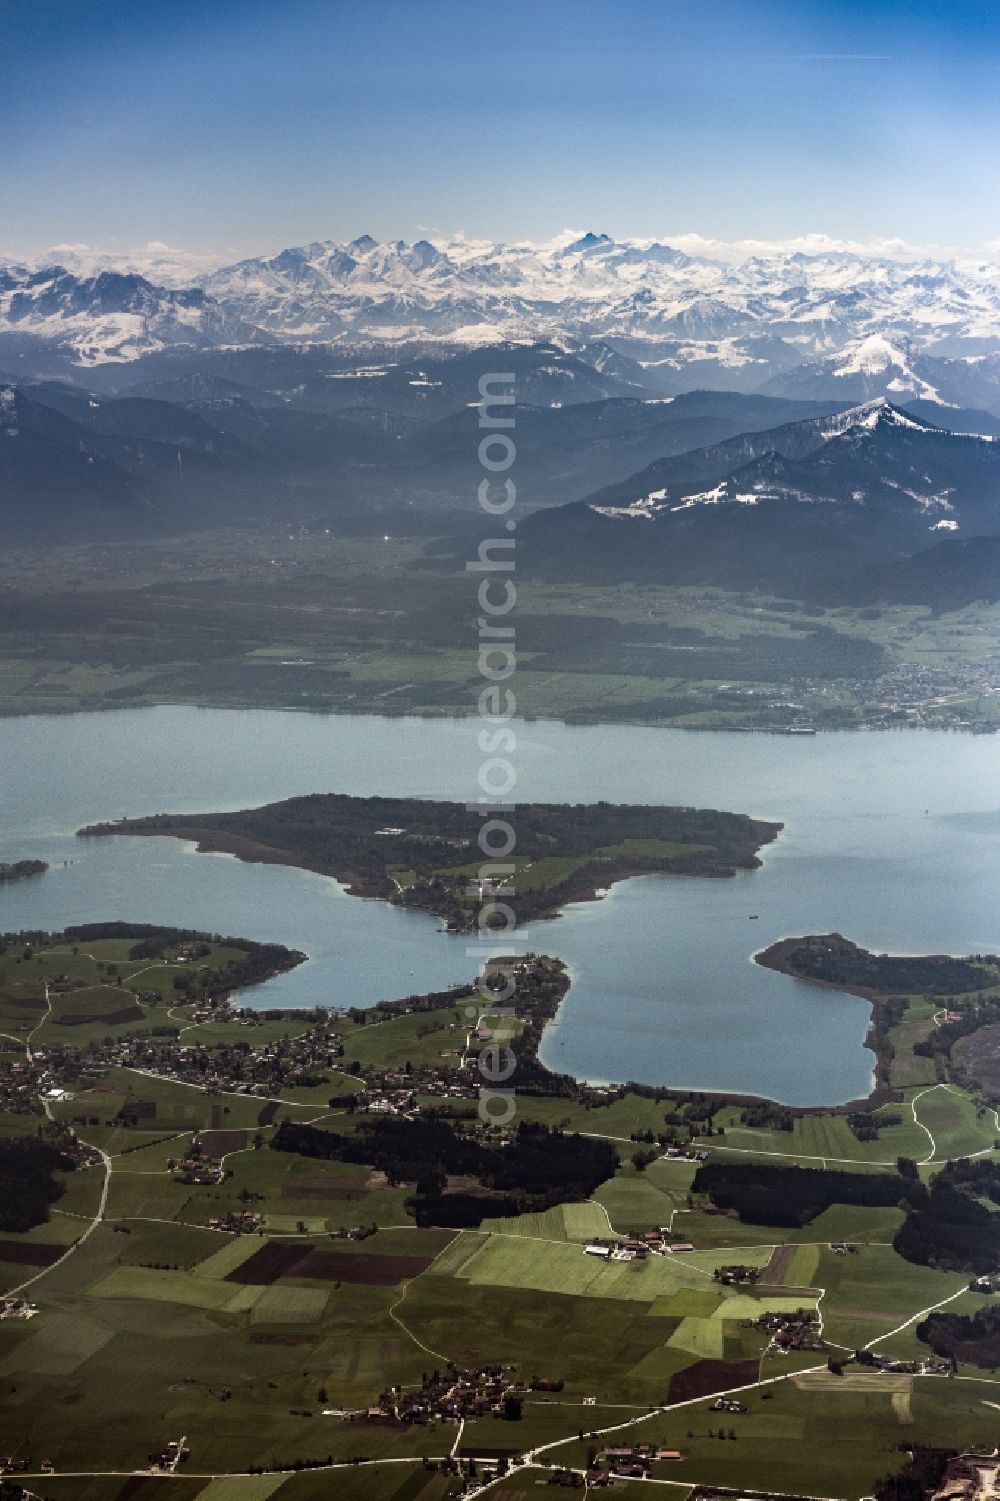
203 233 1000 356
0 265 257 365
4 232 1000 409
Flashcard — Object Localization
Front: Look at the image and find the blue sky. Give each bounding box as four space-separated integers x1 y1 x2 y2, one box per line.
2 0 999 262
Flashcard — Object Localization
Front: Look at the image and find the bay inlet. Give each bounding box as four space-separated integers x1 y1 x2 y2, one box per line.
2 708 999 1105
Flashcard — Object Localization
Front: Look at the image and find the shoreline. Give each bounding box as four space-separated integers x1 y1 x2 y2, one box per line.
754 934 889 1110
535 1000 881 1115
68 825 895 1112
77 804 780 932
1 697 996 736
751 932 976 1112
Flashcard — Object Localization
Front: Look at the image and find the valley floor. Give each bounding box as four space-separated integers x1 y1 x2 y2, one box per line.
1 532 999 731
1 930 998 1500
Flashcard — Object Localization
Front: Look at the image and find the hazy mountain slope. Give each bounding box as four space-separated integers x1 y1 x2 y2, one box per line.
402 392 853 510
0 386 150 540
518 402 1000 600
852 536 1000 609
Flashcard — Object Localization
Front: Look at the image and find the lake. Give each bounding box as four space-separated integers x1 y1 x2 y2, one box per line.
2 707 999 1105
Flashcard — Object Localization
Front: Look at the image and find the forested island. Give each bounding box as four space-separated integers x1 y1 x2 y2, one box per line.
756 932 1000 1000
78 792 781 931
0 860 48 884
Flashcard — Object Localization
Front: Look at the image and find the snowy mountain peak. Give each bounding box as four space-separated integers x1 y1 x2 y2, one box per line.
828 333 915 376
563 232 614 254
7 233 1000 390
822 398 938 437
763 331 959 405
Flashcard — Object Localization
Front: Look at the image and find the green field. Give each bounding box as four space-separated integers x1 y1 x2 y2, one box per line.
3 911 999 1493
912 1083 998 1159
479 1201 610 1241
4 533 1000 732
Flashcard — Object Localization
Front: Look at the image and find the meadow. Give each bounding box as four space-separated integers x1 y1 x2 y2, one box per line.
2 532 999 731
1 919 999 1494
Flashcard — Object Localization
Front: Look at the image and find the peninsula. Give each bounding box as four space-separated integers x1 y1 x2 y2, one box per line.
78 792 781 931
756 931 1000 1103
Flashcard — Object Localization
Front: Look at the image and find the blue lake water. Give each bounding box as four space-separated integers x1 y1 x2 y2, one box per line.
2 707 999 1105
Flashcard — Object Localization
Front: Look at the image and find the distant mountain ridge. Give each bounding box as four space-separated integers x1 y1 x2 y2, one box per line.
6 235 1000 410
0 371 866 544
0 265 258 365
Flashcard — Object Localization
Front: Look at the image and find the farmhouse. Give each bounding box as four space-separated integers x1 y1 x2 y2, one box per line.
598 1441 684 1478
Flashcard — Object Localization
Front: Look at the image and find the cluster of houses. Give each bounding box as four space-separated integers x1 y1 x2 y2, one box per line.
358 1086 416 1117
3 1014 347 1124
754 1307 824 1353
713 1263 761 1285
0 1454 49 1475
0 1052 64 1117
861 1352 953 1376
204 1209 264 1234
931 1456 1000 1500
331 1224 377 1242
0 1296 38 1322
172 1151 225 1186
355 1063 478 1117
47 974 82 994
110 1024 342 1097
584 1230 696 1261
598 1442 683 1479
147 1438 190 1471
53 1126 100 1171
361 1363 529 1425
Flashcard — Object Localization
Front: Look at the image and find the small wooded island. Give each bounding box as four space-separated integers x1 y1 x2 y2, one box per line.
756 932 1000 1000
0 859 48 883
78 792 781 931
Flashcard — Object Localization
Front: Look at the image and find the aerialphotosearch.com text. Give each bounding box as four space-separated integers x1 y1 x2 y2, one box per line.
467 372 520 1127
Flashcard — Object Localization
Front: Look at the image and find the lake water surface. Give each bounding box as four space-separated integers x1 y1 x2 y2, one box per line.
2 708 999 1105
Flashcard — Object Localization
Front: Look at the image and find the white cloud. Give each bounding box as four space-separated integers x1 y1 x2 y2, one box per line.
7 230 1000 284
29 240 232 285
626 232 981 265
